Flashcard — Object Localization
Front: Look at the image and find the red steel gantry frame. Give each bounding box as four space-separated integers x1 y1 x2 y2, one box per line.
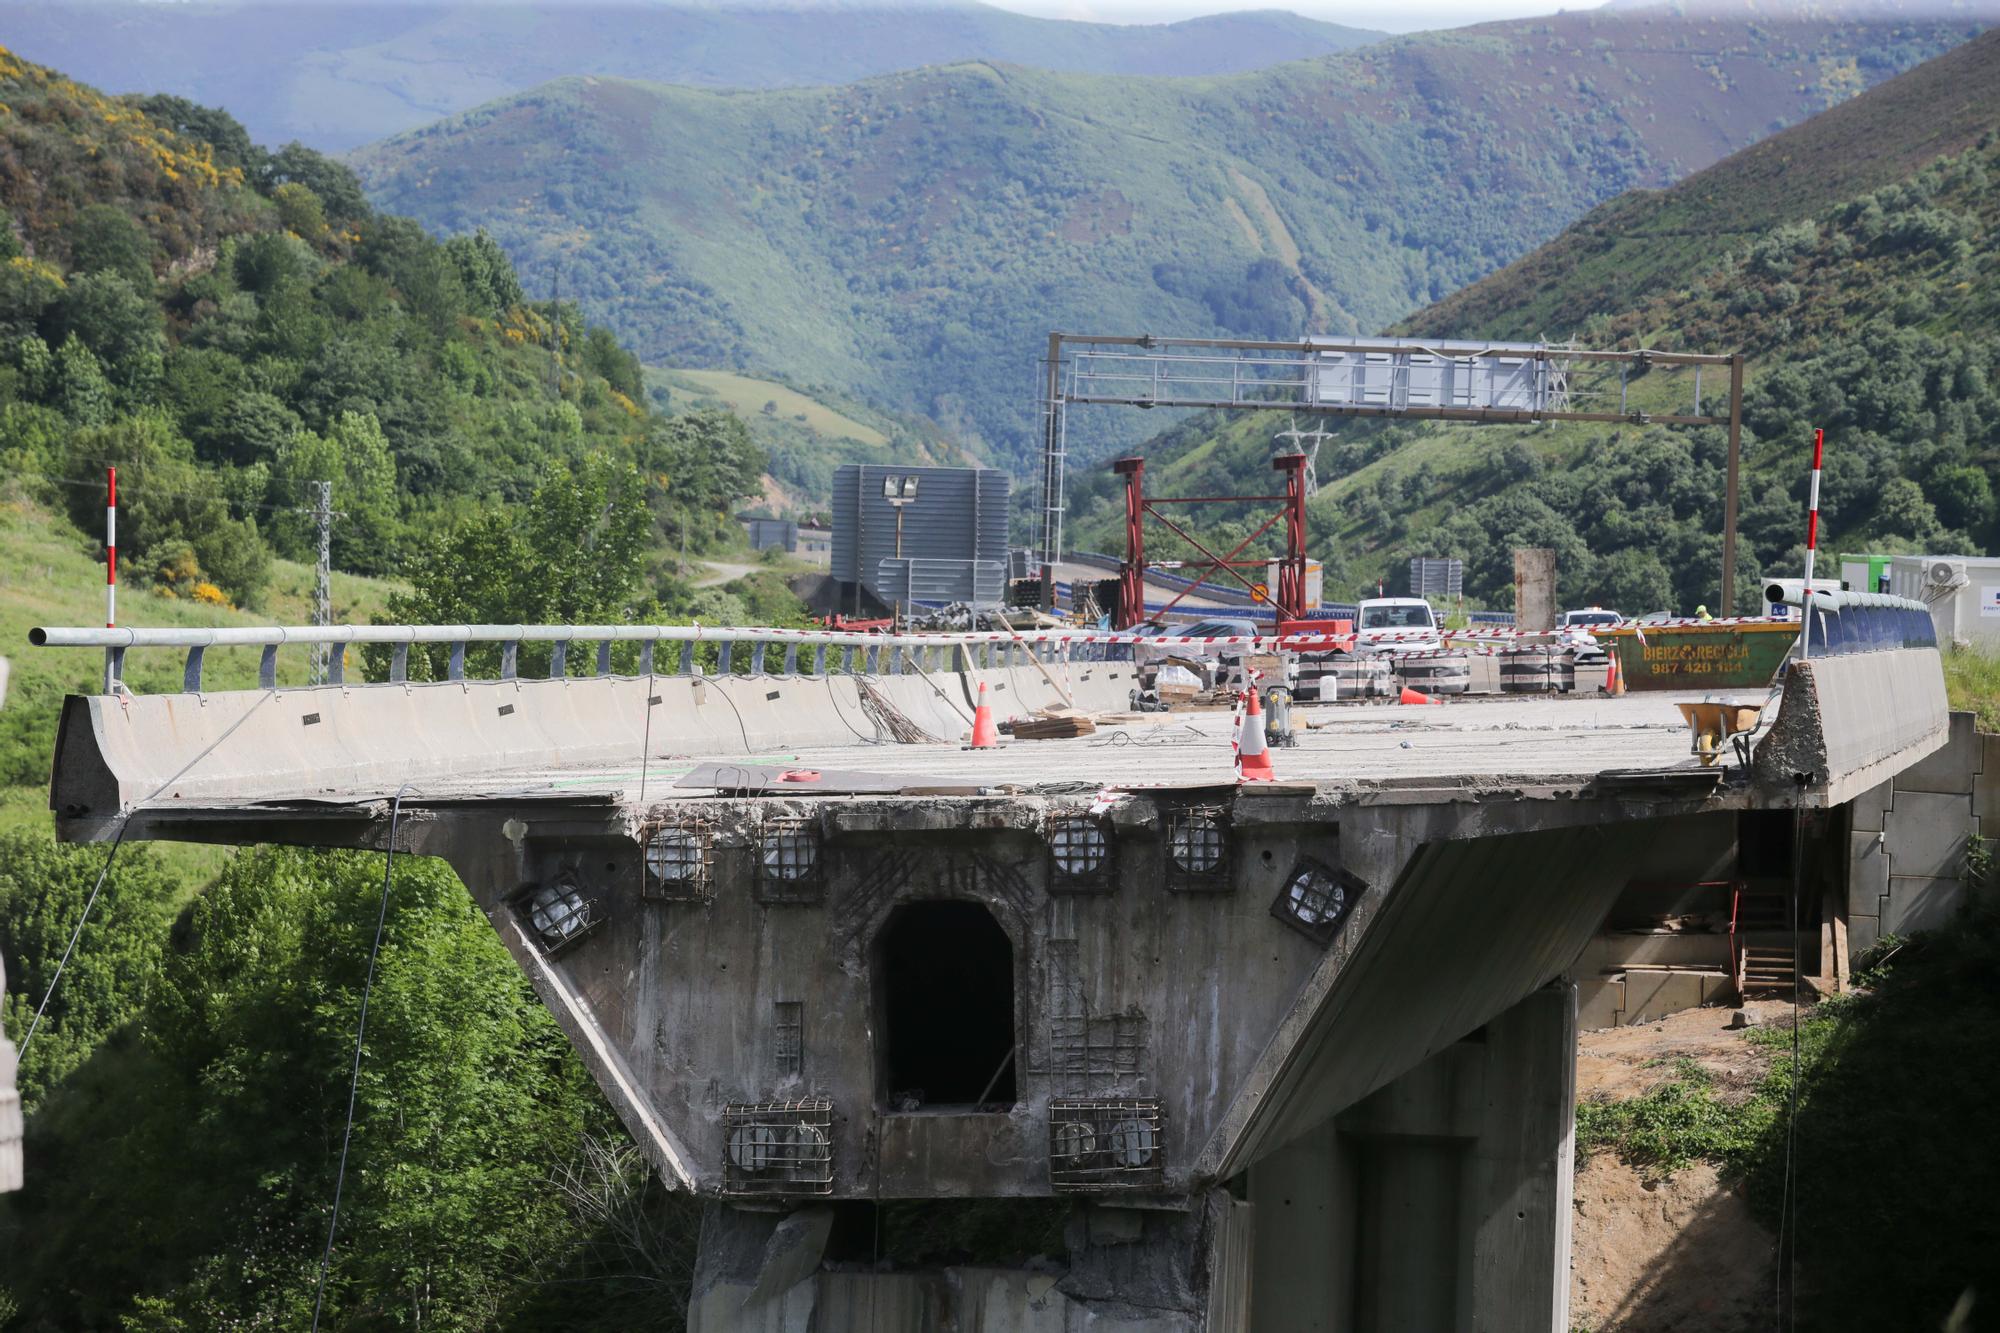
1113 453 1307 629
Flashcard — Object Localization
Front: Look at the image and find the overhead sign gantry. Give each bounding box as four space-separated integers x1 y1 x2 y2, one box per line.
1036 333 1747 609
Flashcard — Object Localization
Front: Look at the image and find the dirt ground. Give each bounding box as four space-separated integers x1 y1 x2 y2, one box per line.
1569 1000 1796 1332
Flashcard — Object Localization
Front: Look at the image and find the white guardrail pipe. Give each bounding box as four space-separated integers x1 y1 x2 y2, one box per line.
29 623 1368 695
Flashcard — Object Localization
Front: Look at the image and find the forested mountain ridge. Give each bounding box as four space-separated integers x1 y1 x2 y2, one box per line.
350 8 1976 467
0 45 765 605
1403 16 2000 341
1062 29 2000 615
1 1 1383 153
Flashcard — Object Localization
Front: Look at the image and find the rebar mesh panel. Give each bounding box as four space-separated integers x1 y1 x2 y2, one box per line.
1166 807 1230 892
721 1098 834 1197
641 822 711 902
756 816 824 903
1049 1099 1164 1192
1270 857 1364 943
1046 815 1112 894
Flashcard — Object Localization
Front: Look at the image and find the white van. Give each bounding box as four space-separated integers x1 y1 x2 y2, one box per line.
1355 598 1442 655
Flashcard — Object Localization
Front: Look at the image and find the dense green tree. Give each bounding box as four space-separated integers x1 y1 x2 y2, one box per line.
51 333 113 425
381 454 658 678
268 411 403 574
0 829 181 1107
0 257 66 339
66 203 157 287
51 270 164 396
443 229 525 318
60 411 271 599
639 409 767 552
133 93 264 173
1 847 640 1330
260 142 372 225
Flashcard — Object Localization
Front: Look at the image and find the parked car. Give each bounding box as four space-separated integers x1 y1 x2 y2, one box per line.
1354 598 1442 655
1558 607 1621 662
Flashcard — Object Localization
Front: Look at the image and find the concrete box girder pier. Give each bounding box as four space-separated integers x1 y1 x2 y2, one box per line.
32 620 1950 1329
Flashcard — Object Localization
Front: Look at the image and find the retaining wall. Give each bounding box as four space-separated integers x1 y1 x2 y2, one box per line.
1848 709 1997 954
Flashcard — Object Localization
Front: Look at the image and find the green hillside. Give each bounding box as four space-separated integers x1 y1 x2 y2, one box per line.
3 2 1383 152
1065 29 2000 615
350 10 1976 467
0 45 776 608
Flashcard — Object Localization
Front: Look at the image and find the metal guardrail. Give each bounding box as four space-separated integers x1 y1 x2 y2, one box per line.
28 623 1364 695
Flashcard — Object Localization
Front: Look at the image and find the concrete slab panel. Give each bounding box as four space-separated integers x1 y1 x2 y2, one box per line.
1618 971 1704 1025
1577 978 1623 1032
1976 733 2000 827
1884 875 1965 936
1897 711 1979 795
1848 913 1881 957
1884 790 1973 879
1850 780 1893 834
1848 830 1889 917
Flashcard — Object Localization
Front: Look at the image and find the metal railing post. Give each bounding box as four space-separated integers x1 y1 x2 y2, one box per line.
182 646 205 693
391 644 409 684
550 641 566 678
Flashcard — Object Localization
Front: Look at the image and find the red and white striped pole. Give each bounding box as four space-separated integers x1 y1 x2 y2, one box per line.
105 466 117 629
1801 427 1823 658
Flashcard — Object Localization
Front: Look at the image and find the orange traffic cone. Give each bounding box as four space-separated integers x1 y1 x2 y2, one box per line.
1237 689 1275 780
968 681 1000 749
1398 685 1440 706
1605 652 1624 696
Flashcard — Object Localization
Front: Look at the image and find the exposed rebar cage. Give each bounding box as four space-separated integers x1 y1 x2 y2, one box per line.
1270 857 1364 945
1048 1098 1165 1192
755 814 824 905
721 1098 834 1197
1036 332 1747 610
513 876 606 956
1164 805 1232 893
1046 812 1114 894
639 810 714 903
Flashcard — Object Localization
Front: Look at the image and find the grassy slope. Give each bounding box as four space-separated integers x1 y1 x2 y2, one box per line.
1065 29 2000 607
351 11 1975 465
3 2 1383 151
657 368 889 447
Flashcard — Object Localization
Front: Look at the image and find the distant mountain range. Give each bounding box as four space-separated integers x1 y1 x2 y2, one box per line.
1062 27 2000 613
347 7 1978 464
0 1 1381 151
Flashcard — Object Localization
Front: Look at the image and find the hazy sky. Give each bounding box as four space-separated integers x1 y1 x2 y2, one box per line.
979 0 1603 29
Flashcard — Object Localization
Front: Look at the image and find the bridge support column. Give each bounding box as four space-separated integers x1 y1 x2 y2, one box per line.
1247 979 1576 1332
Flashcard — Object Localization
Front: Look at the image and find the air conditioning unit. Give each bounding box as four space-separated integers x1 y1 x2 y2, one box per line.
1924 559 1969 591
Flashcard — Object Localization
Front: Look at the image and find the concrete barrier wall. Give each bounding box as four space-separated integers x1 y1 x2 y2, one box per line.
53 655 1150 814
1756 646 1950 807
55 672 886 812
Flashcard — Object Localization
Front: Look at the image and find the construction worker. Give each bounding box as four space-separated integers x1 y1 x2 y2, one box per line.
1695 604 1713 622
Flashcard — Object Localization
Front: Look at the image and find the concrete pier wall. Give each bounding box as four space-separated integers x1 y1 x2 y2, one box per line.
1249 983 1577 1332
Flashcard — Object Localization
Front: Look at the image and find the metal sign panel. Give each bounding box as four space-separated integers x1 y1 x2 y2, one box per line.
1408 558 1463 599
833 465 1011 606
1310 338 1554 413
